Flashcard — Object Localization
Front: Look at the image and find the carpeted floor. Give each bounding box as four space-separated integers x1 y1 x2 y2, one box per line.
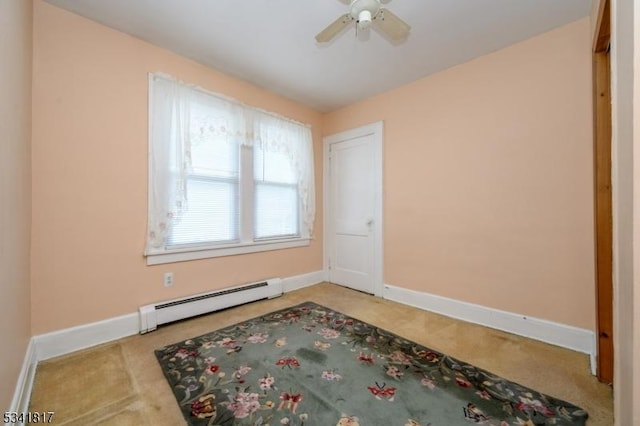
28 283 613 425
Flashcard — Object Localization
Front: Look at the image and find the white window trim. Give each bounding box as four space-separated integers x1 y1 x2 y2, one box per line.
146 237 310 265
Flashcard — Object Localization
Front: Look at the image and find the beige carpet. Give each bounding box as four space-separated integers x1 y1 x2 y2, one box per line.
28 283 613 425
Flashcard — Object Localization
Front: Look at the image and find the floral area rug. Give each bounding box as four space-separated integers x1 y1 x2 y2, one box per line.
155 302 588 426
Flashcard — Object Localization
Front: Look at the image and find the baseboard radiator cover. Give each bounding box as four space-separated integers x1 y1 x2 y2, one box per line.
139 278 282 334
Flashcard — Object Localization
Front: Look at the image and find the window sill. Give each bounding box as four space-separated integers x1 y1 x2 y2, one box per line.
145 238 310 265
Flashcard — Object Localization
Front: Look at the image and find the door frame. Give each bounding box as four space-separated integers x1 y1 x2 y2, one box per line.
592 0 613 384
323 121 384 297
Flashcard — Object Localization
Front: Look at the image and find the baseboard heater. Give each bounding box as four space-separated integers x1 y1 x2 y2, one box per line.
138 278 282 334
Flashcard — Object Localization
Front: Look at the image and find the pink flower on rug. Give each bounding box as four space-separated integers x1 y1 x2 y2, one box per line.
203 356 216 364
175 348 198 359
321 370 343 381
259 373 275 390
217 337 237 347
516 396 555 416
276 356 301 369
386 365 404 379
333 318 353 327
420 376 436 390
201 341 216 349
247 333 269 344
357 352 375 365
283 311 301 322
389 350 412 365
318 328 341 339
233 365 252 381
225 392 260 418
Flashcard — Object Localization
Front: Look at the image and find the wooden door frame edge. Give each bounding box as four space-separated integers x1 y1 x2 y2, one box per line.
592 0 613 384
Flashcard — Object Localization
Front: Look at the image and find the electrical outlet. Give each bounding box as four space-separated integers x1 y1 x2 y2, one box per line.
163 272 174 287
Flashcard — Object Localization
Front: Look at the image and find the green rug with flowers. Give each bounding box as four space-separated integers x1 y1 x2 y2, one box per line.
155 302 588 426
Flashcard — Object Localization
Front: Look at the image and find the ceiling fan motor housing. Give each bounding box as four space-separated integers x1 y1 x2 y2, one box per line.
350 0 381 27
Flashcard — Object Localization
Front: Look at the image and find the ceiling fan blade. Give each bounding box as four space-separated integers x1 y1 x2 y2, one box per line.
316 14 353 43
374 8 411 41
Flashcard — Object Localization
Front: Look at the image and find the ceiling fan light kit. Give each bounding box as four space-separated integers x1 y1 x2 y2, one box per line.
315 0 410 43
351 0 380 29
357 10 373 29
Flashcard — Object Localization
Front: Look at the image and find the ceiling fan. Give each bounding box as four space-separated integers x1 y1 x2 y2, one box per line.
315 0 411 43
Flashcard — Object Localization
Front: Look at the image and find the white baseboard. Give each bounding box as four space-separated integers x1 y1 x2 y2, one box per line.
32 270 326 362
10 271 325 418
9 339 37 424
281 270 326 293
383 283 597 374
34 312 140 361
14 276 596 415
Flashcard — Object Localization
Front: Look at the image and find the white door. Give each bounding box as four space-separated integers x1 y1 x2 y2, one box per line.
324 122 383 295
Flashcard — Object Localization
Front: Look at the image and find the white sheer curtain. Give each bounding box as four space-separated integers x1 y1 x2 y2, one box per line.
145 75 192 251
145 73 315 253
250 110 316 237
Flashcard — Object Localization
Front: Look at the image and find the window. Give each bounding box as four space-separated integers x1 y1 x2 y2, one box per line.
254 145 300 239
145 74 315 265
168 118 239 247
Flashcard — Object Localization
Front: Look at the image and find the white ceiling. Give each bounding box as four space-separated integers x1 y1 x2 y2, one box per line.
43 0 592 112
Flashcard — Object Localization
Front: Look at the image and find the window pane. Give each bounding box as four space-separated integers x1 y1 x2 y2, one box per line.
254 183 299 239
190 103 239 179
254 146 296 184
168 178 239 246
190 138 238 178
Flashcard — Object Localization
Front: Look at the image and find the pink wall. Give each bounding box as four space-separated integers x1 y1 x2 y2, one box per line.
31 1 323 334
324 18 596 330
0 0 32 410
31 1 596 337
